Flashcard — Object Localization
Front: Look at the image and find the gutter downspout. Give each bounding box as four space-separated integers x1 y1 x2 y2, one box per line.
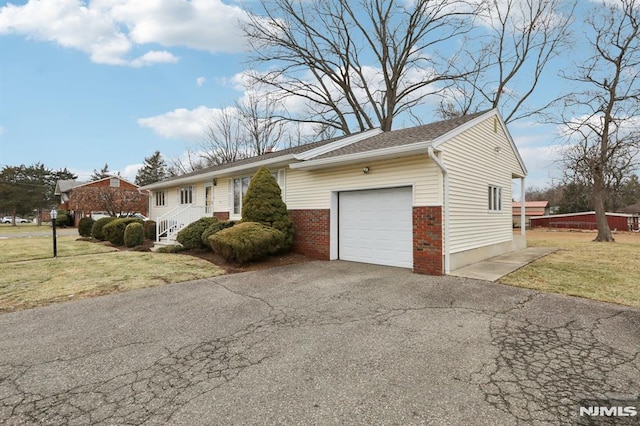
428 146 450 274
520 177 526 242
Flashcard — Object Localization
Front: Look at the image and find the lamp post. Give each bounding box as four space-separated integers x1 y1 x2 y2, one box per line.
51 208 58 258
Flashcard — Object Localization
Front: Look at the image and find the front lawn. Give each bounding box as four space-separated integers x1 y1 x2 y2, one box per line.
0 234 224 313
500 230 640 308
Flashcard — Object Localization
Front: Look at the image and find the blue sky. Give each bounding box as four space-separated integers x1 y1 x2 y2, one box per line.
0 0 588 188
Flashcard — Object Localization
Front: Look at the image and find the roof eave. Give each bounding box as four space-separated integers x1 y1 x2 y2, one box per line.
141 154 297 190
289 141 434 170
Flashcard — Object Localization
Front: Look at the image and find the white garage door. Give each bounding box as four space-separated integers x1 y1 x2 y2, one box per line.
339 187 413 268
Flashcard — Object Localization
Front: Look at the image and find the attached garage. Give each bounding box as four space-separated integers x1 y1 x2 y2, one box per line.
338 187 413 268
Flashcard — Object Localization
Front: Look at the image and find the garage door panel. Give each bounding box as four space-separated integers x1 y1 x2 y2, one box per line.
338 187 412 268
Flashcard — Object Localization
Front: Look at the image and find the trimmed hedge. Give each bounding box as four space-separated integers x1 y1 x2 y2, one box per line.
103 218 144 246
241 166 294 250
124 222 145 247
91 217 116 241
208 222 285 264
78 217 95 237
176 217 219 249
201 220 236 247
145 220 156 240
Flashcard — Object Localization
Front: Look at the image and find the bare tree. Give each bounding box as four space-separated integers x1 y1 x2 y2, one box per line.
440 0 576 123
243 0 479 134
236 91 286 155
197 107 247 166
69 187 147 217
558 0 640 241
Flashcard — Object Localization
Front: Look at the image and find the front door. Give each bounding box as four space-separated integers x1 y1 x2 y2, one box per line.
204 184 213 216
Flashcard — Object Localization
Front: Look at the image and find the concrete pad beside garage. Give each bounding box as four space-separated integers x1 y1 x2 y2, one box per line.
450 247 557 281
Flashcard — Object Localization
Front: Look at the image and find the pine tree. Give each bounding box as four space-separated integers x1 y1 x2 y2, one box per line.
135 151 168 186
241 166 294 249
91 163 112 181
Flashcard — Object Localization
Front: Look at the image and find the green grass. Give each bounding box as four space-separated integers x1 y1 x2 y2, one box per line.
500 230 640 308
0 233 224 313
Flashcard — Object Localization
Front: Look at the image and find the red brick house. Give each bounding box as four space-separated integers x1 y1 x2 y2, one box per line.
55 176 148 226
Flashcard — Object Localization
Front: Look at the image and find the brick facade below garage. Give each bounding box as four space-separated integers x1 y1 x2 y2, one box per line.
289 206 443 275
289 209 330 260
413 206 443 275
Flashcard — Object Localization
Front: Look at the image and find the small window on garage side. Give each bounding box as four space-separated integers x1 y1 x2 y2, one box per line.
110 177 120 187
488 185 502 211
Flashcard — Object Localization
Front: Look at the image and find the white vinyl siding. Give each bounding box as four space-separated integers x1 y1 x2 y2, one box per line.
441 116 522 254
286 155 441 209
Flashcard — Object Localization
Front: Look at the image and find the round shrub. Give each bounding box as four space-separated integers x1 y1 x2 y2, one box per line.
92 216 116 241
241 166 294 250
145 220 156 240
201 220 236 247
124 222 145 248
208 222 285 264
176 216 219 249
78 217 95 237
103 217 143 246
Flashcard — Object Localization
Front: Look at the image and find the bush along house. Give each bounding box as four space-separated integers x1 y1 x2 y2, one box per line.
141 109 528 275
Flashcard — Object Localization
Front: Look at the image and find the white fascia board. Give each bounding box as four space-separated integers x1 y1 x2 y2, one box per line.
141 154 297 190
289 141 434 170
294 128 383 161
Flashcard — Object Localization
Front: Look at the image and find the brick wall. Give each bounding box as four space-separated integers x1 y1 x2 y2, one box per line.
213 211 230 221
288 209 330 260
413 206 443 275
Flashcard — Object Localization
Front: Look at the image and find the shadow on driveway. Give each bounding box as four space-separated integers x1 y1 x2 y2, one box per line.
1 261 638 424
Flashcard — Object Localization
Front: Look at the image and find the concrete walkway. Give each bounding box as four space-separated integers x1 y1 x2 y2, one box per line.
450 247 557 281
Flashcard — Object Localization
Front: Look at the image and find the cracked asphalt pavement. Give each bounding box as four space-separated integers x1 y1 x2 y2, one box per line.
1 261 639 425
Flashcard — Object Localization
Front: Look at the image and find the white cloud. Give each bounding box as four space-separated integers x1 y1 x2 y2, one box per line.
138 105 220 140
121 163 143 181
0 126 5 136
196 76 206 87
0 0 250 66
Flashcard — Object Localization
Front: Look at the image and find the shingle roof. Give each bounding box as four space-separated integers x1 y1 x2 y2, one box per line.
311 111 490 160
150 110 494 186
156 132 356 185
54 179 82 195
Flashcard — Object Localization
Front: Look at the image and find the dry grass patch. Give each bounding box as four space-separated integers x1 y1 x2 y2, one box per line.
501 230 640 308
0 235 117 263
0 233 224 313
0 251 224 313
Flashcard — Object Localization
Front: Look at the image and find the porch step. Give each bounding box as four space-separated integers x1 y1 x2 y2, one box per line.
151 238 182 252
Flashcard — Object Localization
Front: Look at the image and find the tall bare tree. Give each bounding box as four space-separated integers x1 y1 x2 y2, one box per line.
236 91 286 155
558 0 640 241
244 0 479 133
197 107 247 167
439 0 576 123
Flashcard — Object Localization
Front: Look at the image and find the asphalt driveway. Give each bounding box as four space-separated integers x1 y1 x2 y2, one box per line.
1 261 639 425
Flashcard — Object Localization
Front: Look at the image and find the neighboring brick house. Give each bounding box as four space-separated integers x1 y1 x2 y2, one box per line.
141 109 528 275
55 176 148 226
512 201 550 228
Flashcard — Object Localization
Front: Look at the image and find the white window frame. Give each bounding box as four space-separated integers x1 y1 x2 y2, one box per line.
179 186 194 205
231 170 284 217
488 185 502 212
109 177 120 187
154 190 166 207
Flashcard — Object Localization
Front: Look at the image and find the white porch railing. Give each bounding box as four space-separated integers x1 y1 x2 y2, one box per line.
156 205 207 243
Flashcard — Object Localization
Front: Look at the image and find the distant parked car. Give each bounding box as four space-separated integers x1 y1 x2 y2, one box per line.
2 216 28 224
118 213 149 221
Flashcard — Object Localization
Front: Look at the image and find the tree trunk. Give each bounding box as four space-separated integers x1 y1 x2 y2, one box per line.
592 170 614 242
